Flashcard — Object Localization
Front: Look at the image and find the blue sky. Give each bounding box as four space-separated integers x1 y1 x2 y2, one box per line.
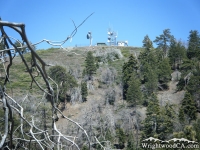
0 0 200 49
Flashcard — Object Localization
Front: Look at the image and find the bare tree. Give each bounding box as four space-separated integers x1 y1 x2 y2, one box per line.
0 14 94 149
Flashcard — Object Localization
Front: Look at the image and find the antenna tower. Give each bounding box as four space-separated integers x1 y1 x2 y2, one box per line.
107 28 117 46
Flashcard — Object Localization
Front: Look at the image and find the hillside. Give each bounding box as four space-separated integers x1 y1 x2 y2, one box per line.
1 44 200 149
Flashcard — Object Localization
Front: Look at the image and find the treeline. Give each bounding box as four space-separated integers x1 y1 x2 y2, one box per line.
120 29 200 149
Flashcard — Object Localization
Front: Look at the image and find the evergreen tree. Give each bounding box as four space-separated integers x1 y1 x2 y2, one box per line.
186 75 200 115
48 65 77 102
122 55 138 99
157 104 174 139
168 40 186 69
142 94 174 140
181 91 197 123
143 63 158 94
173 125 196 141
180 58 195 73
157 58 171 89
126 73 142 106
178 107 185 123
139 35 157 67
142 94 160 138
183 125 196 141
81 81 88 102
85 51 97 80
116 128 126 149
154 29 173 57
187 30 200 59
194 119 200 142
186 75 200 95
143 35 153 52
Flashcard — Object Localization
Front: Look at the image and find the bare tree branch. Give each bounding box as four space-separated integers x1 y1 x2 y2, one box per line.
0 13 94 149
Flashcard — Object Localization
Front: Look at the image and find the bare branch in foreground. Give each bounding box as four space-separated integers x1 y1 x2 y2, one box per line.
0 13 95 149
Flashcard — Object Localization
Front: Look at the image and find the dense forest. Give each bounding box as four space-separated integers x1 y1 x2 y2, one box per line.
0 27 200 149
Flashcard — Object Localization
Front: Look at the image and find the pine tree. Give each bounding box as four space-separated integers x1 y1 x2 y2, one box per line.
48 65 77 102
139 35 157 67
143 35 153 52
85 51 97 80
122 55 138 99
143 63 158 94
157 58 171 88
181 91 197 123
142 94 160 138
168 40 186 69
178 107 185 123
186 76 200 95
126 73 142 106
157 104 174 140
187 30 200 59
116 128 126 149
142 94 174 140
154 29 173 57
81 81 88 102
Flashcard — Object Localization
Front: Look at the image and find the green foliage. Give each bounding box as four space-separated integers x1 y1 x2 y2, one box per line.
181 91 197 123
81 81 88 102
105 129 114 143
126 133 135 150
142 94 175 140
154 29 173 57
143 35 153 51
157 104 174 139
178 106 185 123
142 63 158 94
126 73 142 106
193 119 200 142
174 126 196 141
14 40 28 54
183 125 196 141
82 145 89 150
122 55 138 99
139 36 159 94
85 51 97 79
48 65 77 102
176 76 185 91
180 58 199 75
142 94 160 138
116 128 126 148
139 35 158 71
157 58 171 88
176 58 200 92
186 75 200 95
187 30 200 59
168 40 186 69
